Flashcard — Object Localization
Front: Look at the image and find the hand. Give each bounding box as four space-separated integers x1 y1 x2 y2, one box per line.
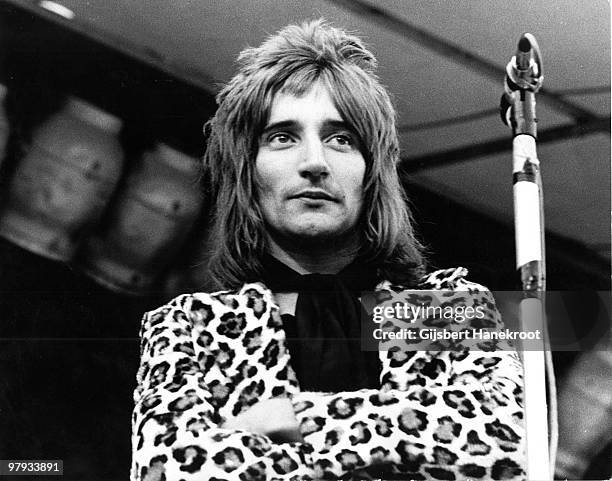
220 397 303 443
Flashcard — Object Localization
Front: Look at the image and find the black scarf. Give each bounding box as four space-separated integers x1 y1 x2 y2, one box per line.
261 254 381 392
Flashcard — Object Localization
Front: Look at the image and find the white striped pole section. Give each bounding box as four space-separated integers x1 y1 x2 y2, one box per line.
513 134 551 480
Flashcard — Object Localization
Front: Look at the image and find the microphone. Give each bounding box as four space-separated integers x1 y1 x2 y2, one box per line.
507 33 543 92
516 35 534 71
500 33 544 130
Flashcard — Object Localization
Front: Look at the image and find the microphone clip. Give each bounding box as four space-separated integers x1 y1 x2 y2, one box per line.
505 33 544 94
500 33 544 135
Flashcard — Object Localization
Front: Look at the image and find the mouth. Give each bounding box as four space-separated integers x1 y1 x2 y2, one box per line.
290 189 337 202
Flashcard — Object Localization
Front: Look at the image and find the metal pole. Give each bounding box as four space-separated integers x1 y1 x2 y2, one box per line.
501 33 553 480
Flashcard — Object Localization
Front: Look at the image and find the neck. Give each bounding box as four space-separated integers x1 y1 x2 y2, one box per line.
266 235 359 274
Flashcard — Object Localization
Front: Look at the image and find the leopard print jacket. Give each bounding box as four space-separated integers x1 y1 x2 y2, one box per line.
131 267 525 480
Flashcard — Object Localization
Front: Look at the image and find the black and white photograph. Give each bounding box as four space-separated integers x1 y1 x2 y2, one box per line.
0 1 609 480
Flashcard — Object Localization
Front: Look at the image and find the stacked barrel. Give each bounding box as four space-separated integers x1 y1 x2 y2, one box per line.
0 90 208 297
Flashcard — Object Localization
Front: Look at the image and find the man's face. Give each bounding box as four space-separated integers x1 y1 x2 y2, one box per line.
255 83 366 245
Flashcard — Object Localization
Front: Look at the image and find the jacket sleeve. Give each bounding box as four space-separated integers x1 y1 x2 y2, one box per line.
131 287 316 481
291 274 526 480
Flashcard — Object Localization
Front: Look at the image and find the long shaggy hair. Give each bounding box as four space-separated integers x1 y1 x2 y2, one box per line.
203 19 426 289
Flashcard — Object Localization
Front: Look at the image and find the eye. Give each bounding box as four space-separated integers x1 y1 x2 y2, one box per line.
326 133 359 151
268 132 295 146
332 134 352 145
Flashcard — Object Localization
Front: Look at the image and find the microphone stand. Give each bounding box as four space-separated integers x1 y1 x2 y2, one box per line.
500 33 555 480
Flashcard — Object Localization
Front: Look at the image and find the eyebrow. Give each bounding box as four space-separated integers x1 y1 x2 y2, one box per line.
260 120 297 137
260 119 356 137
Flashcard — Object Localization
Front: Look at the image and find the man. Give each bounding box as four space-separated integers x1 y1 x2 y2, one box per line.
132 20 525 480
202 20 424 291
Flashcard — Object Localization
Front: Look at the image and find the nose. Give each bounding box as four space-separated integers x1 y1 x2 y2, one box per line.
298 136 329 179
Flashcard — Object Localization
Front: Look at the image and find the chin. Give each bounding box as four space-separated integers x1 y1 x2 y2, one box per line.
290 222 344 239
266 221 361 253
290 222 359 244
287 213 347 235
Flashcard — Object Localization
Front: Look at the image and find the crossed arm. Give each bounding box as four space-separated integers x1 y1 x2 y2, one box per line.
131 283 526 480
